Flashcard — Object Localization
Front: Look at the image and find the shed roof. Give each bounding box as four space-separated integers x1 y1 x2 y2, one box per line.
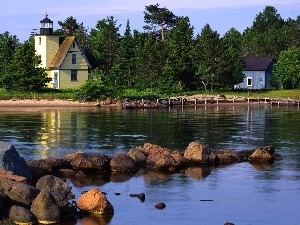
244 57 276 71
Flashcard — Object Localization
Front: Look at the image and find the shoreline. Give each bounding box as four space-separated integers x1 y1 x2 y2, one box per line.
0 99 99 107
0 96 299 108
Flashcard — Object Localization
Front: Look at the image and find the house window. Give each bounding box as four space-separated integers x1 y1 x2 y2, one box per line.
39 37 41 45
72 42 76 48
71 70 77 82
72 54 76 64
247 77 252 86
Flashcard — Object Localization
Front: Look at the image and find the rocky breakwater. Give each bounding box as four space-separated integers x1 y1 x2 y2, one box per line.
0 141 279 224
0 142 113 225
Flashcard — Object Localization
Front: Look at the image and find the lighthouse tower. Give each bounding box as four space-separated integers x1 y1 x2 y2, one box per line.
34 13 60 70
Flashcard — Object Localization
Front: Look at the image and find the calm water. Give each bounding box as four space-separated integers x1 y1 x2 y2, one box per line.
0 104 299 225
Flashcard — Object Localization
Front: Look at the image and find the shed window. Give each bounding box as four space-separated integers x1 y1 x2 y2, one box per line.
71 70 77 82
247 77 252 86
72 54 76 64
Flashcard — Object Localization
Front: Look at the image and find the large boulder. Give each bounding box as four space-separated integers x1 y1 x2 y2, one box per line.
66 152 110 171
248 145 275 163
0 141 32 184
9 205 36 225
35 175 72 197
110 152 137 172
146 153 177 170
127 148 147 166
0 169 27 183
0 191 7 216
138 143 171 156
76 188 114 215
183 142 215 164
35 175 75 219
0 177 39 208
214 149 241 165
30 190 60 224
26 158 70 180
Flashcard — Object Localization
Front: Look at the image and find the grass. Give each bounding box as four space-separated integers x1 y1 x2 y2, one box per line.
0 88 299 101
0 88 77 100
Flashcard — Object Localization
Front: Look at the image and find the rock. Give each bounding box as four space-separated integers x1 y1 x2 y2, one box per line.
0 192 7 216
66 152 110 171
129 193 145 202
9 205 35 225
0 141 32 184
30 190 60 224
183 142 214 164
127 148 147 166
248 145 275 163
76 188 114 215
0 169 27 183
214 149 241 165
35 175 72 197
138 143 171 156
171 151 188 166
146 153 177 170
35 175 75 218
50 190 76 220
110 152 137 172
0 177 40 208
26 158 70 180
155 202 166 209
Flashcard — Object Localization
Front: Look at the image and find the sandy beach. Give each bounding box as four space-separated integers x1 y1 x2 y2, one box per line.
0 99 99 108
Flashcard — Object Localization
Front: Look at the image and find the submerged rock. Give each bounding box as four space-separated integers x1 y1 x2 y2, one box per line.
76 188 114 215
155 202 166 210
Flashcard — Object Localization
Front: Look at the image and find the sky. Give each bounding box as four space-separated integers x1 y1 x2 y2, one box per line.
0 0 299 42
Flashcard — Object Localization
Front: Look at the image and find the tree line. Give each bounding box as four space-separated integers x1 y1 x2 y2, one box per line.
0 4 299 97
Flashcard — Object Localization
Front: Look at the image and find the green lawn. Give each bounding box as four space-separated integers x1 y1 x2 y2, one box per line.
0 88 299 100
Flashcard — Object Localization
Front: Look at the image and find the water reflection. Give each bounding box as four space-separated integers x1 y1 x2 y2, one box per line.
1 105 299 160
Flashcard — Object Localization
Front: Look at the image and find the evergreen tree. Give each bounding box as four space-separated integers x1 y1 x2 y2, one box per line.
220 28 245 89
0 32 19 80
88 16 121 76
143 3 177 40
0 40 51 91
242 6 285 57
110 20 136 89
162 16 196 93
193 24 222 91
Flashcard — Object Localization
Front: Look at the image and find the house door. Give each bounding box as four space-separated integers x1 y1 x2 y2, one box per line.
259 78 264 88
53 72 58 89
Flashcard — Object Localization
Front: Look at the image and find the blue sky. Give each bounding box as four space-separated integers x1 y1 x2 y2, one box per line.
1 0 299 42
